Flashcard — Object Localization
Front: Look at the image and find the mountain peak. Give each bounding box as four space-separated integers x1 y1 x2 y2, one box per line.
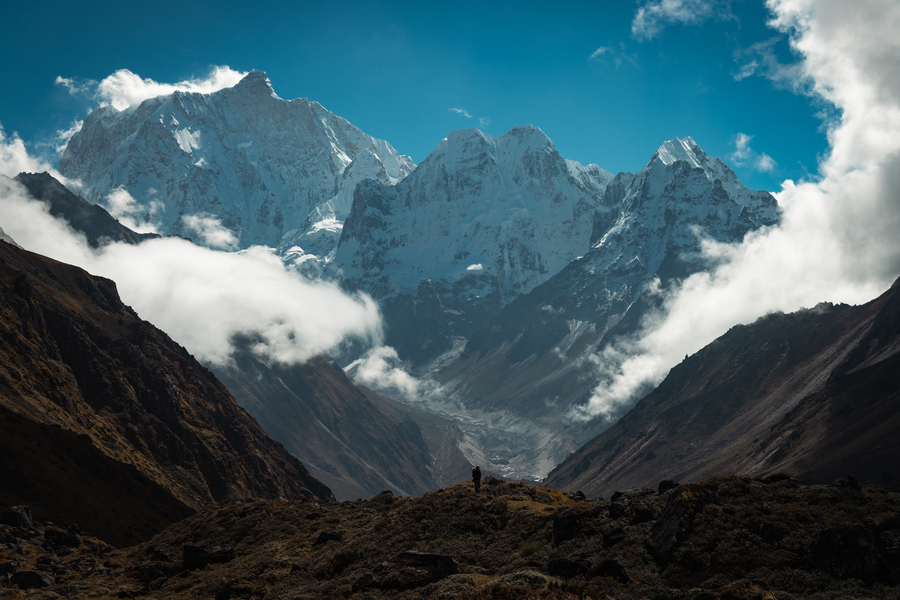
234 69 275 95
653 136 704 168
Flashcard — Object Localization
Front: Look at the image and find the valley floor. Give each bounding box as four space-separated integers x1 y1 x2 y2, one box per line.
1 475 899 599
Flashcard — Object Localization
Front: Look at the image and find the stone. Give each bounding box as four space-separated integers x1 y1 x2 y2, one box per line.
591 558 630 584
543 557 590 580
646 485 715 566
182 544 235 570
832 475 862 491
553 502 603 545
374 552 459 590
812 524 878 582
11 569 55 589
609 502 628 520
0 506 33 529
880 529 900 556
629 500 656 525
313 530 344 545
658 479 681 494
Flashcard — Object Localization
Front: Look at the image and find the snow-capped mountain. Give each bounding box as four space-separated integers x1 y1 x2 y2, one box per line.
427 136 780 480
334 126 613 304
327 125 613 364
59 70 414 251
537 136 779 324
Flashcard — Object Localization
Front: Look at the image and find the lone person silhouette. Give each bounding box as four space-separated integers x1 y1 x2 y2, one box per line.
472 465 482 493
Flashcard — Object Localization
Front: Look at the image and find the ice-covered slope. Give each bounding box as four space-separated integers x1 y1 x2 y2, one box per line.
430 136 781 480
59 70 414 251
334 126 614 304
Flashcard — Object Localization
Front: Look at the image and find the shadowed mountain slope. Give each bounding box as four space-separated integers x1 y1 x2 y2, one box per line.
0 240 332 541
213 352 472 500
545 277 900 498
9 171 469 501
11 172 159 247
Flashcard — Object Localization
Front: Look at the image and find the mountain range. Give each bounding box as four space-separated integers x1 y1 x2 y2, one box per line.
58 71 786 483
1 70 894 512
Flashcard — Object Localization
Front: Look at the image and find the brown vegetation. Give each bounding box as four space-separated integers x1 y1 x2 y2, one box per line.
1 475 898 599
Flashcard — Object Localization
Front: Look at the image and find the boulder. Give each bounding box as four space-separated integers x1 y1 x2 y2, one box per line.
658 479 681 495
313 530 344 545
812 524 878 582
880 529 900 556
0 506 33 529
629 500 656 526
646 485 715 566
182 544 235 570
591 558 630 584
832 475 862 491
553 502 603 545
543 557 590 580
374 551 459 590
11 569 54 589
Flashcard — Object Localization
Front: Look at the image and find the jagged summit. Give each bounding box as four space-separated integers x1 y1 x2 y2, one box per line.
334 124 613 305
652 135 704 167
59 72 414 250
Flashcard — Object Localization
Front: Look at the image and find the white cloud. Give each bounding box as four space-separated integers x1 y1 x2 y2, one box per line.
632 0 732 41
574 0 900 421
58 66 247 111
0 178 383 367
729 132 778 172
181 213 239 250
103 187 163 234
590 47 611 59
756 153 776 172
449 107 472 118
0 123 75 185
479 117 491 129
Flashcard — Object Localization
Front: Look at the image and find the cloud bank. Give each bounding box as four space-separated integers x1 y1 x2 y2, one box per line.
0 178 382 367
576 0 900 420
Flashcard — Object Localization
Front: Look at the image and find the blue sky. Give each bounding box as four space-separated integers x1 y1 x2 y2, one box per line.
1 0 827 192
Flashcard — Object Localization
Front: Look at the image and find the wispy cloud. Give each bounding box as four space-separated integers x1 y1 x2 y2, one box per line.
730 132 777 172
575 0 900 421
104 187 164 234
449 107 472 118
57 66 247 111
479 117 491 128
632 0 733 41
589 43 639 68
181 213 240 250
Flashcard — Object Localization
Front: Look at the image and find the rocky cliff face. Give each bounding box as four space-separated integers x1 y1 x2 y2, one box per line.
0 240 333 528
544 276 900 498
59 70 413 253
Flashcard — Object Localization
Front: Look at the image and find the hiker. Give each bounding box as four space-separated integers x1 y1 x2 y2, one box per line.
472 465 482 493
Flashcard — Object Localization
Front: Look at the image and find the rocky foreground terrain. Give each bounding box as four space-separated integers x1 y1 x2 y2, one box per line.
1 474 898 599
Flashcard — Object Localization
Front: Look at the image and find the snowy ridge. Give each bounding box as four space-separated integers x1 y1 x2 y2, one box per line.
333 125 614 305
545 136 780 322
59 70 414 250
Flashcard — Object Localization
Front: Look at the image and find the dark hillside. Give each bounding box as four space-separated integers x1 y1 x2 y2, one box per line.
2 475 898 598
